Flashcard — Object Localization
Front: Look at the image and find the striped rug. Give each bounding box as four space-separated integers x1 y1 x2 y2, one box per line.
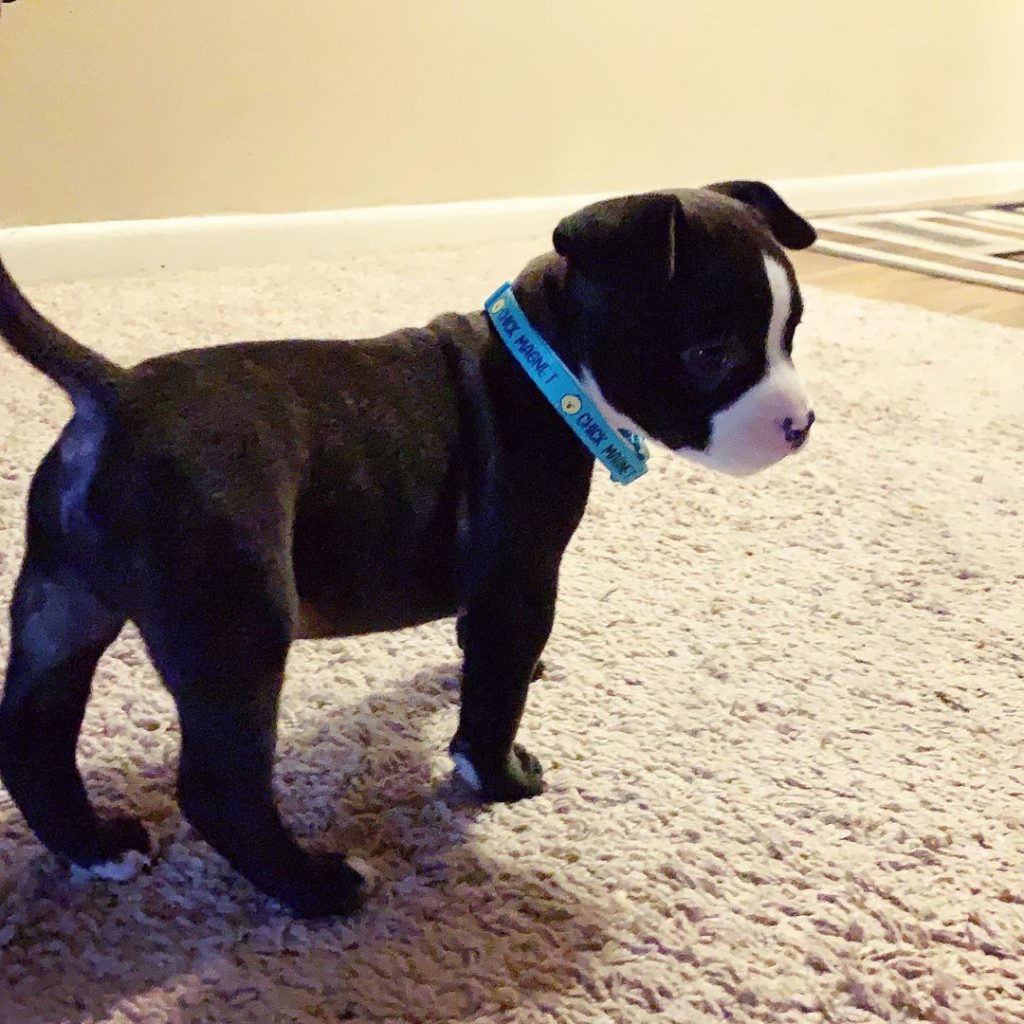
814 202 1024 292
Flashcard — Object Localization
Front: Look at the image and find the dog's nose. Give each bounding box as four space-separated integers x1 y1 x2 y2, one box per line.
782 410 815 450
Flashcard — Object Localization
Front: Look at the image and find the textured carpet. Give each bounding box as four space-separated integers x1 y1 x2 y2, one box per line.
0 241 1022 1024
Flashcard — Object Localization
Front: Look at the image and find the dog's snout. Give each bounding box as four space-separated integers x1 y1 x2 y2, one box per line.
782 410 815 450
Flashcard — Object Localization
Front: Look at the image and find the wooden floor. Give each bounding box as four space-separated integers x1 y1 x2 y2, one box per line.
791 250 1024 328
792 190 1024 328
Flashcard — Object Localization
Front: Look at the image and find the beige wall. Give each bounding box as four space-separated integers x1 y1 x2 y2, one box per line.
1 0 1022 227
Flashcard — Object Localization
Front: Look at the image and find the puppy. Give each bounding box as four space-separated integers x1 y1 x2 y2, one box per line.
0 181 816 916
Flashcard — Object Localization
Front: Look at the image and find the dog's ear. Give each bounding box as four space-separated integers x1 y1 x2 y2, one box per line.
553 193 680 291
705 180 817 250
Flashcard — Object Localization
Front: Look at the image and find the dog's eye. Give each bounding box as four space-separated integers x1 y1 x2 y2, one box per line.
682 342 736 383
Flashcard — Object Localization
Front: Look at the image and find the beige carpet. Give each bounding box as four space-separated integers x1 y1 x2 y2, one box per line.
1 241 1022 1024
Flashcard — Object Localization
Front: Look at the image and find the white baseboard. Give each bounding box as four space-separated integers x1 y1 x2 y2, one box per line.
0 195 606 285
2 161 1022 284
776 160 1024 216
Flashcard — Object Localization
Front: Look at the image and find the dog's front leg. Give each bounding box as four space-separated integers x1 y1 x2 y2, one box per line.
449 562 556 801
456 611 546 681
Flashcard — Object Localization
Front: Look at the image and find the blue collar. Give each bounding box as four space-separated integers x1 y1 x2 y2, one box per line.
485 282 649 485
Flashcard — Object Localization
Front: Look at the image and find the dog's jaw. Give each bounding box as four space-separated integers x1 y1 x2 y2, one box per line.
579 367 647 438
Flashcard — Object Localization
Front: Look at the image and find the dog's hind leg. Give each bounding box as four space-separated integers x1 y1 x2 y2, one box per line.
136 553 364 918
0 559 146 870
0 440 147 872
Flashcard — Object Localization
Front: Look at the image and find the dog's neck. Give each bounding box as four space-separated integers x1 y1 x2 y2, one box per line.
509 254 579 366
508 253 642 441
472 254 597 484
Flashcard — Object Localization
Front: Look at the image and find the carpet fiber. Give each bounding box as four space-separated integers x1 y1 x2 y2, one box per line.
1 241 1022 1024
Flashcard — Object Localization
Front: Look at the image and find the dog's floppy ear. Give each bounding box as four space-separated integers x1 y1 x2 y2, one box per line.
553 193 679 291
705 180 817 250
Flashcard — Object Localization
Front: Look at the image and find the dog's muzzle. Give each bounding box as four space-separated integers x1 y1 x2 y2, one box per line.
678 363 815 476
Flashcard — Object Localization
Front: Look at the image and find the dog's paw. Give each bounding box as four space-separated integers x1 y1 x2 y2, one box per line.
68 814 152 872
95 815 152 857
451 741 545 802
278 853 366 918
67 815 152 882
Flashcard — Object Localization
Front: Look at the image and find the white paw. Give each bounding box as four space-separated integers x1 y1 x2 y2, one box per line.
451 752 482 792
70 848 150 883
346 856 378 892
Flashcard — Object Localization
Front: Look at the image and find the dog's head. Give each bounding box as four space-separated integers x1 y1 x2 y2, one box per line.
553 181 816 476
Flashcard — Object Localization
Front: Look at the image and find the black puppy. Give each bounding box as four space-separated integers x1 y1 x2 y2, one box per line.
0 182 816 916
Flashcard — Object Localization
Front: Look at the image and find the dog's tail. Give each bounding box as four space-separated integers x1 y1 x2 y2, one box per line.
0 255 125 406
